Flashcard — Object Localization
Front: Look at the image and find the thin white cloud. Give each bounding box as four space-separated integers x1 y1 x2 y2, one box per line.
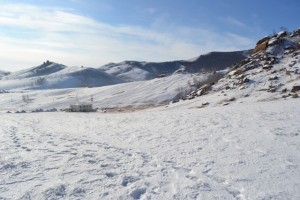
0 3 254 71
224 32 253 46
221 16 247 27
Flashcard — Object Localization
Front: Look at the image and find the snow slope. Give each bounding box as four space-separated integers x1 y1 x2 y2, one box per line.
0 63 123 90
0 99 299 199
175 30 300 108
0 50 249 90
5 61 66 80
99 50 251 82
0 73 208 111
37 66 123 89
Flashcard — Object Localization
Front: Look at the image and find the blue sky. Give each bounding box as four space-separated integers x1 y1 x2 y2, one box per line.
0 0 299 71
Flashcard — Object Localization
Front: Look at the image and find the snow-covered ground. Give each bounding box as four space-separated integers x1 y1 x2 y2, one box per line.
0 74 208 112
0 99 299 199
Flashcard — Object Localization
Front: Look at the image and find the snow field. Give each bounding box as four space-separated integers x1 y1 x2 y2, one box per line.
0 74 207 112
0 99 299 199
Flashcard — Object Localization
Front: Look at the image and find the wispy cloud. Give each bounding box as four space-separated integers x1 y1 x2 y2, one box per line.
221 16 247 27
0 3 254 71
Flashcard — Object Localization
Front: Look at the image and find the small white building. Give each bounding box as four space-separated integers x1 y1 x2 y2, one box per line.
68 103 93 112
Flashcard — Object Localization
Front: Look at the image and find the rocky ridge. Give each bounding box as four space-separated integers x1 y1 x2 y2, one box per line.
181 28 300 104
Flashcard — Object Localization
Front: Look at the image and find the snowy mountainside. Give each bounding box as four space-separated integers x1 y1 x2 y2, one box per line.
39 66 123 89
98 50 251 82
5 61 66 79
0 73 208 111
99 61 182 82
180 50 252 72
173 28 300 108
0 50 250 90
0 64 123 90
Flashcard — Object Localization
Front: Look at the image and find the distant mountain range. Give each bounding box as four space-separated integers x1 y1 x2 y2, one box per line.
0 50 251 90
99 50 252 82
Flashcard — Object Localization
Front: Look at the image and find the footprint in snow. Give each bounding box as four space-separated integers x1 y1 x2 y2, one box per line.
130 188 147 199
121 176 139 187
105 172 117 178
70 187 86 198
88 160 97 164
43 184 66 199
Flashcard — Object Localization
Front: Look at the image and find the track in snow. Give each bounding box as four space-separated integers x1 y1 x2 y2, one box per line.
0 100 300 199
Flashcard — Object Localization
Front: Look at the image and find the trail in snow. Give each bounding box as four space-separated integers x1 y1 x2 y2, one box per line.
0 100 299 199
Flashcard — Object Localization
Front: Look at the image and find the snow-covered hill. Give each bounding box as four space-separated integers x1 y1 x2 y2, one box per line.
0 62 123 90
36 66 123 89
99 50 251 82
173 28 300 107
0 73 209 111
0 50 249 90
5 61 66 80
